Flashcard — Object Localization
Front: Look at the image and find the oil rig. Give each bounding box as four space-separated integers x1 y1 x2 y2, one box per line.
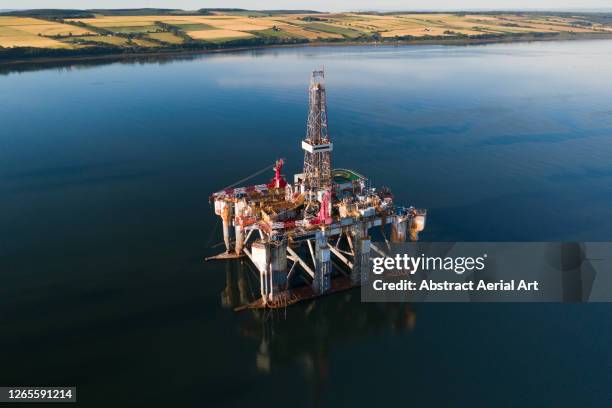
208 69 426 309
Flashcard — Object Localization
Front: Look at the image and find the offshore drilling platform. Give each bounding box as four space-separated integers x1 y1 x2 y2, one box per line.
208 69 426 309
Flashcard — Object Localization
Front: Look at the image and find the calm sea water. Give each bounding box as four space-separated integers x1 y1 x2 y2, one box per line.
1 41 611 407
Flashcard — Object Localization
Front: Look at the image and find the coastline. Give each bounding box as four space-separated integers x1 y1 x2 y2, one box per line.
2 32 612 69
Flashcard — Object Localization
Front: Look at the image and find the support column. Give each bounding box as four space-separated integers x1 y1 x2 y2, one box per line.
269 238 288 300
219 200 233 253
234 199 246 255
312 231 331 294
409 209 427 242
252 240 288 303
251 242 270 305
351 224 371 285
391 216 407 243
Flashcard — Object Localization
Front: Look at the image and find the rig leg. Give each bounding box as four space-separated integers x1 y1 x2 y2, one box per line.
269 239 288 300
391 216 407 243
220 201 233 253
235 227 244 256
312 231 331 294
409 211 427 242
234 199 246 255
409 225 418 242
251 240 288 303
351 225 371 285
251 242 271 305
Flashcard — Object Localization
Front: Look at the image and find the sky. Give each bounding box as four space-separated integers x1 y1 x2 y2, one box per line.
2 1 612 12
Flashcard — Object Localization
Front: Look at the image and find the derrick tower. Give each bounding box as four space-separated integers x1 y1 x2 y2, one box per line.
302 69 333 191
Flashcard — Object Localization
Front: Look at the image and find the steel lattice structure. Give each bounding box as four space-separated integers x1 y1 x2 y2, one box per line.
302 69 332 191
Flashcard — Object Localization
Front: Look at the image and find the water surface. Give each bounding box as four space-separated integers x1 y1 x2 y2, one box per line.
1 41 611 407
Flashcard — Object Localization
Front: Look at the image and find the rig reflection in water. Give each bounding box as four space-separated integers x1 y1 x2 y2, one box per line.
220 259 416 377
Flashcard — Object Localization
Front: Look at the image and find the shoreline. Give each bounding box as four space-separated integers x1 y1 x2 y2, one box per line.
2 32 612 68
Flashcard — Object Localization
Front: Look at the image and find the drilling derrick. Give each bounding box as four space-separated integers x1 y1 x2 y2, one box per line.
302 69 332 192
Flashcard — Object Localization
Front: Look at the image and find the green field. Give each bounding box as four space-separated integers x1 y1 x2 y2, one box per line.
253 28 306 39
169 23 215 30
301 22 365 38
104 25 161 33
63 35 129 46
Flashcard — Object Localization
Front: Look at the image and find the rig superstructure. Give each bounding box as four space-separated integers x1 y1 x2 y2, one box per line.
208 69 426 309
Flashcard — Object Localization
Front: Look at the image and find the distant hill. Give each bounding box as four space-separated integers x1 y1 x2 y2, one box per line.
0 9 95 18
89 8 199 16
261 10 322 14
0 8 208 18
198 8 249 13
0 8 320 17
198 8 321 15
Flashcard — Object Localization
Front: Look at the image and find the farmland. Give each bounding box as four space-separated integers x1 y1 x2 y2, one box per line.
0 16 94 48
2 9 612 61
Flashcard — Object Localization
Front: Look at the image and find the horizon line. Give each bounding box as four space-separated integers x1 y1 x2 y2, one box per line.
2 7 612 13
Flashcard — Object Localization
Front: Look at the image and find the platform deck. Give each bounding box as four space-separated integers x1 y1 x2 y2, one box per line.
205 252 245 261
235 275 359 311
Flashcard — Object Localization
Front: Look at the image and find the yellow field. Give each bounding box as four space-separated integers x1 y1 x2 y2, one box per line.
0 26 71 47
187 29 254 40
16 23 92 36
381 27 456 38
0 16 95 48
68 15 275 31
280 24 342 39
81 35 129 46
85 20 155 27
131 38 159 47
2 12 612 51
147 32 184 44
202 22 270 31
294 13 612 38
